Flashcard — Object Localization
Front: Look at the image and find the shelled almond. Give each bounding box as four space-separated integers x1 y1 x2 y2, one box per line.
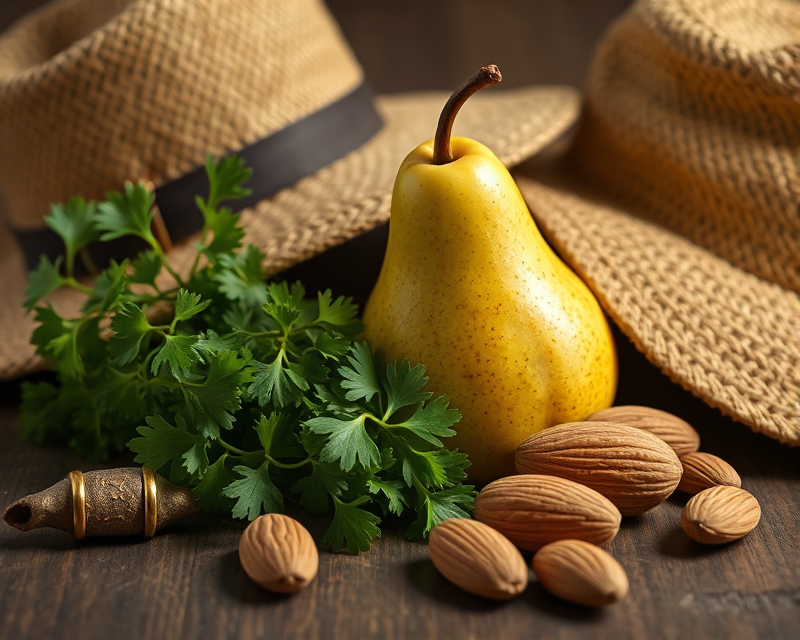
428 518 528 600
532 539 629 607
239 514 319 593
678 451 741 495
586 405 700 456
516 422 683 515
474 474 621 551
681 485 761 544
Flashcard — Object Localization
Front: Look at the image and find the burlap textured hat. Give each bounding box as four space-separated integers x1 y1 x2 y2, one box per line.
515 0 800 444
0 0 580 379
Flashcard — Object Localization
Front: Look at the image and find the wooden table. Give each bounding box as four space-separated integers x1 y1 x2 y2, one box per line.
2 297 798 639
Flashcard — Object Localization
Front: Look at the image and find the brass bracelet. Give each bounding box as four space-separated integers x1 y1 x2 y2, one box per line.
142 467 158 537
69 470 86 540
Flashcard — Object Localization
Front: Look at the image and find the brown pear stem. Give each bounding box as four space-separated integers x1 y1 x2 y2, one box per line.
433 65 502 165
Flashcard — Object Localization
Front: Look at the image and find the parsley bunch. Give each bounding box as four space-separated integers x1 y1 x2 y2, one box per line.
19 156 475 552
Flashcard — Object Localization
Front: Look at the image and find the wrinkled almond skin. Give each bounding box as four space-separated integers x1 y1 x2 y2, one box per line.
678 451 741 495
474 475 621 551
681 486 761 544
428 518 529 600
516 422 683 516
533 539 629 607
586 405 700 456
239 514 319 593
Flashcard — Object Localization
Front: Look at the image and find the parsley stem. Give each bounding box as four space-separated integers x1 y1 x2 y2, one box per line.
266 455 312 469
147 237 185 288
217 438 257 456
63 277 95 295
188 224 209 278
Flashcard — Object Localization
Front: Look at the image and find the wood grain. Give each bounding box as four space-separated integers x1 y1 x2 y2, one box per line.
2 325 799 640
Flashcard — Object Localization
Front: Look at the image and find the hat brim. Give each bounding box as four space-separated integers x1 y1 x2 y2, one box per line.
0 85 580 380
514 166 800 446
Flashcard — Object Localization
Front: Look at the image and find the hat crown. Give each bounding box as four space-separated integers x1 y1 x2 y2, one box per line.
0 0 363 229
569 0 800 292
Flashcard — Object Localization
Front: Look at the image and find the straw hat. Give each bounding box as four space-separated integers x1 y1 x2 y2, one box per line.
0 0 580 379
515 0 800 444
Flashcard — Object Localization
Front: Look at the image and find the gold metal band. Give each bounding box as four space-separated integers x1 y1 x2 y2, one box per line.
142 467 158 537
69 470 86 540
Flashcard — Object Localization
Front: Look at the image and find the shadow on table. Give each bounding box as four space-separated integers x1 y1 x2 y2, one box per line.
405 557 607 621
405 558 512 612
218 548 294 606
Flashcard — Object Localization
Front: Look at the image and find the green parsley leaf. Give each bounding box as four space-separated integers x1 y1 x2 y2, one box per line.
305 414 381 471
180 350 251 438
214 245 268 307
367 478 408 516
174 289 212 323
205 155 253 209
196 201 245 257
392 396 460 448
24 256 65 310
291 461 349 513
130 250 162 287
316 290 361 329
339 342 381 404
151 334 201 378
109 301 153 366
324 495 381 554
223 461 283 520
44 198 99 275
408 485 476 539
129 415 206 473
193 454 236 514
96 182 154 242
248 353 307 408
383 361 432 418
82 259 129 313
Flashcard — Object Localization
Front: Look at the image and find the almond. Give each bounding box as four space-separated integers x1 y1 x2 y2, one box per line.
516 422 683 516
681 486 761 544
428 517 528 600
586 405 700 456
533 539 629 607
474 475 621 551
239 513 319 593
677 451 741 495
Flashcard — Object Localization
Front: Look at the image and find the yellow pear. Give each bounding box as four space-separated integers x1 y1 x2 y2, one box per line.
361 66 617 485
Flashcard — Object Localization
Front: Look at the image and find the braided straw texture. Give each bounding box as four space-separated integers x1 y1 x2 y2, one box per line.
517 175 800 445
0 0 363 229
566 0 800 293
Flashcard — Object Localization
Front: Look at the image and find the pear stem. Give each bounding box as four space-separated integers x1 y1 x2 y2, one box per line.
433 65 502 165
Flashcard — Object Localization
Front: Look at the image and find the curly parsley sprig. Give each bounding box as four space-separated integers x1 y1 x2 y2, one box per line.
20 155 475 552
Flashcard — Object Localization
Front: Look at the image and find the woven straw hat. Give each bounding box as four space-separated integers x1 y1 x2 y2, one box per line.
515 0 800 444
0 0 580 379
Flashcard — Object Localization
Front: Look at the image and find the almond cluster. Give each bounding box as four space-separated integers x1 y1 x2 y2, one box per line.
427 405 760 607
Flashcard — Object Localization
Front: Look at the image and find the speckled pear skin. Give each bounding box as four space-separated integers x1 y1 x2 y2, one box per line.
361 138 617 485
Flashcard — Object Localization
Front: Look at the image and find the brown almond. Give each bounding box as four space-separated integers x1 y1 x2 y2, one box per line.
474 475 621 551
678 451 741 495
239 514 319 593
681 486 761 544
428 518 528 600
516 422 683 516
533 539 629 607
586 405 700 456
